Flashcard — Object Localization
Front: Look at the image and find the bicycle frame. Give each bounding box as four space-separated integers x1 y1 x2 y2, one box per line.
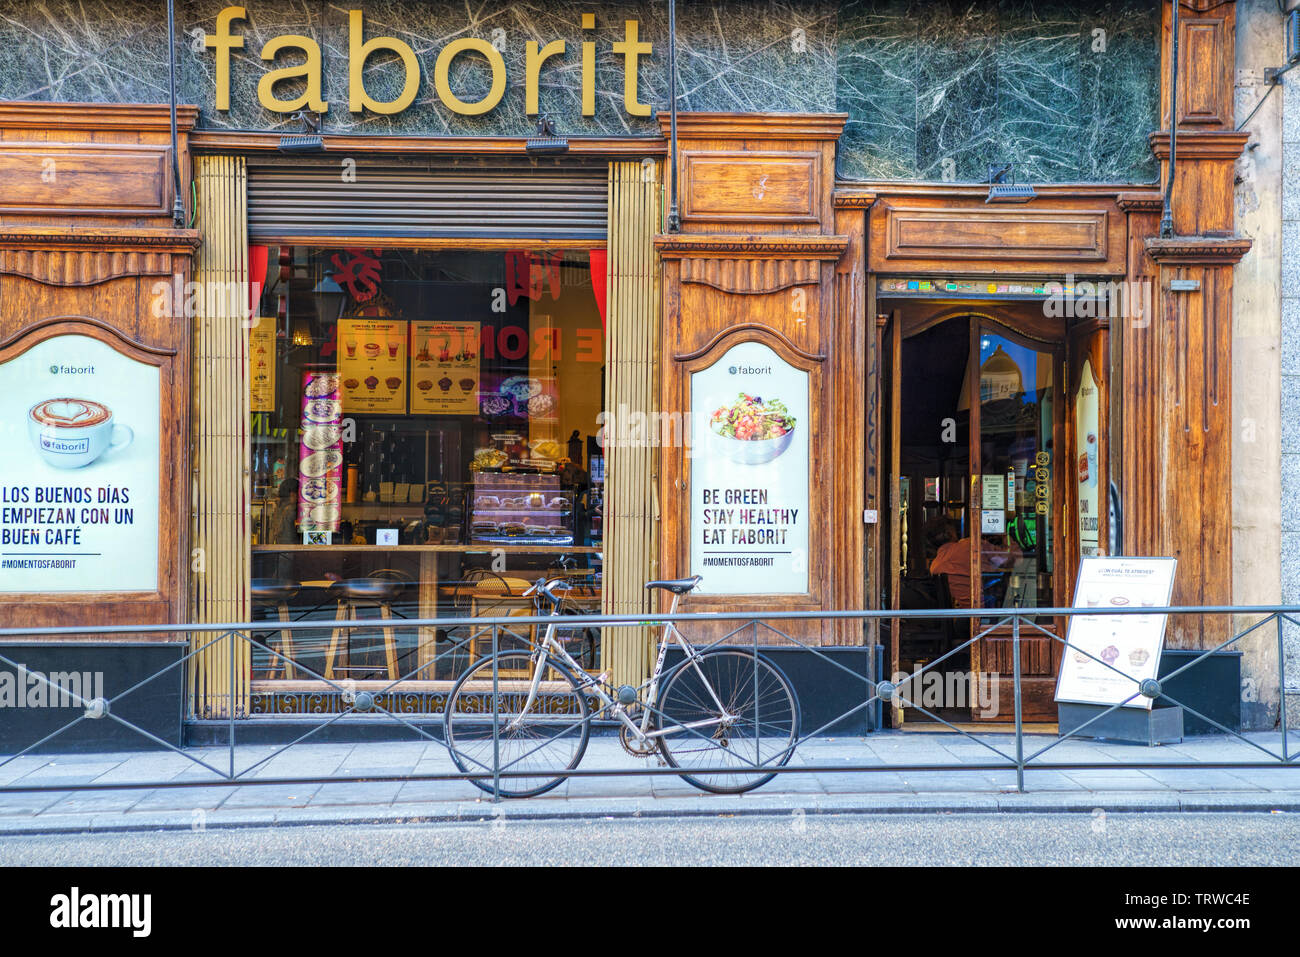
506 588 735 745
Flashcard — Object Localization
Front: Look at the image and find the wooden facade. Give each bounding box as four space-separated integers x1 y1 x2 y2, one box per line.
0 0 1257 725
0 103 198 635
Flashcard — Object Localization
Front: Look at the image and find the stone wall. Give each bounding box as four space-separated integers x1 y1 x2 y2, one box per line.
0 0 1160 184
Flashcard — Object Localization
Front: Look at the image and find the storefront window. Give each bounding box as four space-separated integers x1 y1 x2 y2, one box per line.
249 247 605 688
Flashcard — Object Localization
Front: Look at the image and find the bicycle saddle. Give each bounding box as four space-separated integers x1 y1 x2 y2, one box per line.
644 576 702 595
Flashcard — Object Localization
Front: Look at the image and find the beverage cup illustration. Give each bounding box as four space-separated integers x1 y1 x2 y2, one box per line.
27 398 133 469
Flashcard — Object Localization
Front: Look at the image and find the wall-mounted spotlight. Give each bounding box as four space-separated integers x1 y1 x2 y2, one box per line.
278 111 325 153
526 115 568 155
985 163 1036 204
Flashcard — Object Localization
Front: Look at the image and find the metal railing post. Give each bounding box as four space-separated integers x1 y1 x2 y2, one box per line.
227 629 236 779
1278 614 1290 761
1012 612 1024 793
491 622 500 802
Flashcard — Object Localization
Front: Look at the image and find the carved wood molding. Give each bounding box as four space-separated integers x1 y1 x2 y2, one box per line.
832 191 877 208
0 101 197 132
656 112 847 141
1117 191 1165 212
1179 0 1236 14
655 234 849 260
1148 131 1250 160
679 256 823 294
0 314 178 357
1145 235 1252 265
672 322 827 363
0 227 200 285
0 227 201 249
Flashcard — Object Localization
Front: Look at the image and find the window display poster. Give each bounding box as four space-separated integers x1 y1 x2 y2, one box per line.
298 371 343 533
1055 557 1177 710
338 319 407 413
1075 358 1101 557
0 334 160 592
249 316 277 413
689 341 809 595
411 321 480 414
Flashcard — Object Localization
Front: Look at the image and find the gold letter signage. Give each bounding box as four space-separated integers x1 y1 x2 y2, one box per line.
203 5 653 120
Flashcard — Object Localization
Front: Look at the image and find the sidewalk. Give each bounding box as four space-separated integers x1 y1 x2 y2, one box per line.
2 732 1300 834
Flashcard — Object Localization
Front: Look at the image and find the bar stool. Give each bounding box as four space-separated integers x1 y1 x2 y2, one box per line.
324 569 411 681
251 579 300 680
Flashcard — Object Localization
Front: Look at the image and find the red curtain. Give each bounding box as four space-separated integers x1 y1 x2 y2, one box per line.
248 244 270 317
588 248 608 333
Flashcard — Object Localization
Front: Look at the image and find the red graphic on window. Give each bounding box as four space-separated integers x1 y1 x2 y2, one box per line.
331 248 384 302
504 250 562 306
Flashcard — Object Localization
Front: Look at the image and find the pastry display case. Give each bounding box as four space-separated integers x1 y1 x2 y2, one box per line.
469 473 574 545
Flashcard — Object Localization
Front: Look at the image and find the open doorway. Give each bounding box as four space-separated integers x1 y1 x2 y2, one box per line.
881 305 1080 726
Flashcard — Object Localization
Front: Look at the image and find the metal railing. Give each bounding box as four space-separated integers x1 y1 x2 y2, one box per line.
0 603 1295 800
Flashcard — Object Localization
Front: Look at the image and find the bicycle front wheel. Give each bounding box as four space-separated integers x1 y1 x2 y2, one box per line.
443 651 591 798
656 649 800 794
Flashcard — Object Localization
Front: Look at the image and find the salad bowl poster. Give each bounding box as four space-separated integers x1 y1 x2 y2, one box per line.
689 342 809 596
1055 557 1177 710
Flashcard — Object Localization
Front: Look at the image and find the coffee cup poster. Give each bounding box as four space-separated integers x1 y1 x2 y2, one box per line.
0 334 160 593
689 342 809 595
1055 557 1177 709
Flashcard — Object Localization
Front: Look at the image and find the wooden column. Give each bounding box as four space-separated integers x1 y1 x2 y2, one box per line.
190 154 251 718
1119 0 1252 647
600 159 664 689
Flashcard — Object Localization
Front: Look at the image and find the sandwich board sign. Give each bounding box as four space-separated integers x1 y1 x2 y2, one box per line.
1054 557 1177 710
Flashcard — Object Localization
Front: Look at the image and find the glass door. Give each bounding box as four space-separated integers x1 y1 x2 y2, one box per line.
967 323 1063 719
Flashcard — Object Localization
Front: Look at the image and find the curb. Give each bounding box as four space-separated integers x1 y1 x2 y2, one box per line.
3 792 1300 835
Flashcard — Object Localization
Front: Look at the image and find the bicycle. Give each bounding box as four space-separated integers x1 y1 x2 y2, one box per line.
442 576 801 798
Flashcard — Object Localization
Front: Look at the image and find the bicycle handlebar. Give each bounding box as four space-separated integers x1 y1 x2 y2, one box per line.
522 577 573 609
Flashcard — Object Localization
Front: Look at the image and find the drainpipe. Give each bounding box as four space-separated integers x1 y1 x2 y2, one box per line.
1159 0 1179 239
167 0 186 229
667 0 680 233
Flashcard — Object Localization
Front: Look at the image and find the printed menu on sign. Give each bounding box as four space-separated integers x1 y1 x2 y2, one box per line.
249 316 276 413
297 371 343 533
410 321 479 414
689 342 809 595
0 334 160 593
1055 557 1177 710
338 319 407 414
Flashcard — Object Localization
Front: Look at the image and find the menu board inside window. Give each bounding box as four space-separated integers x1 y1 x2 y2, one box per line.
689 342 809 595
249 316 277 413
411 321 480 414
338 319 407 414
298 371 343 533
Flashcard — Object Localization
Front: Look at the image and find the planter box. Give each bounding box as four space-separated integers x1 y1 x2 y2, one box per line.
0 642 185 754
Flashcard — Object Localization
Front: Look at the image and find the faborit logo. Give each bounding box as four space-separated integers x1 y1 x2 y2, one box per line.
48 364 95 376
729 365 772 376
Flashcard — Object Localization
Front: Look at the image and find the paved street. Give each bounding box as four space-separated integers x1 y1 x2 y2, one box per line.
1 812 1296 866
1 731 1300 835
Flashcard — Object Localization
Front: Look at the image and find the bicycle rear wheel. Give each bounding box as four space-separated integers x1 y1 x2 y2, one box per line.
443 651 591 798
655 649 800 794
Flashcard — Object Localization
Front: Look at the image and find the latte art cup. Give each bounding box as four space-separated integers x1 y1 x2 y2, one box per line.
27 398 133 470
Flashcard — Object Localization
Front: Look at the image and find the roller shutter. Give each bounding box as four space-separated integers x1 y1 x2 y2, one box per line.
245 157 608 240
